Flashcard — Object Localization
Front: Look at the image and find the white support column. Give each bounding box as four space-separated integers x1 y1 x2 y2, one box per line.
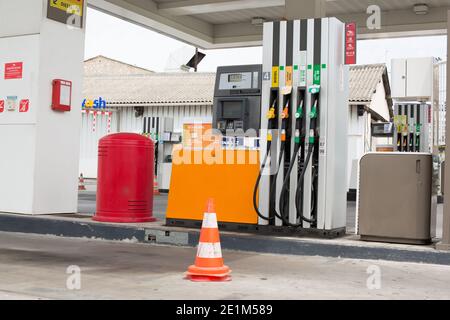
437 11 450 250
285 0 326 20
0 0 86 215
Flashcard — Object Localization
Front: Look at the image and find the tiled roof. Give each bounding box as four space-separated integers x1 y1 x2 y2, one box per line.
83 57 391 111
83 72 216 106
84 55 154 77
349 63 389 103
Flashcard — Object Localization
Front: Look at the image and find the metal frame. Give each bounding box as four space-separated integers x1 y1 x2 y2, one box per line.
166 218 345 239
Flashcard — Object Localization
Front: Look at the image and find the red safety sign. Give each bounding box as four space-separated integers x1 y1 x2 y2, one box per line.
345 23 357 65
0 100 4 113
4 62 23 79
19 99 29 113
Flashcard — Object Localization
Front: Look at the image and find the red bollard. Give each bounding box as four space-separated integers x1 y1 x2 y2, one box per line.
93 133 156 223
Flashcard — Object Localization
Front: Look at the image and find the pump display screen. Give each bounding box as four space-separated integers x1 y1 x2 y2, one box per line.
219 72 253 90
222 101 242 119
228 74 243 82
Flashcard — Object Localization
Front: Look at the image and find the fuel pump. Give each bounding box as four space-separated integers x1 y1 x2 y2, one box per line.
167 18 349 236
393 103 430 153
256 17 349 235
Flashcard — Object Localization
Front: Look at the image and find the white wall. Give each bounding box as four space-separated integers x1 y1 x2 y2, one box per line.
79 111 118 178
347 106 368 190
119 105 212 132
370 81 390 121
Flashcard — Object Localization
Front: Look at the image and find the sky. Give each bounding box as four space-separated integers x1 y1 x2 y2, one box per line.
84 7 447 73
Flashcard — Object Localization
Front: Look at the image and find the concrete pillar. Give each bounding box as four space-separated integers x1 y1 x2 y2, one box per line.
0 0 86 214
437 11 450 250
285 0 326 20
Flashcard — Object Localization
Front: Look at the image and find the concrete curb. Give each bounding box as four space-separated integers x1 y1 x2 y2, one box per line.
0 213 449 265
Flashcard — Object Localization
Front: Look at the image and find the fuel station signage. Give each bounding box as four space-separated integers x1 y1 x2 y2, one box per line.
50 0 84 16
345 23 357 65
4 62 23 80
47 0 84 28
19 99 30 113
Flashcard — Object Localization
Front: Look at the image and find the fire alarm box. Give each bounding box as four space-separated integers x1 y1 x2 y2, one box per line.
51 79 72 111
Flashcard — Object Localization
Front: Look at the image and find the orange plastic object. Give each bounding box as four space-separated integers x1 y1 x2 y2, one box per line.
186 198 231 282
166 148 259 224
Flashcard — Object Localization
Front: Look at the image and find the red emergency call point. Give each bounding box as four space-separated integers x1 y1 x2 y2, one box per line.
51 79 72 112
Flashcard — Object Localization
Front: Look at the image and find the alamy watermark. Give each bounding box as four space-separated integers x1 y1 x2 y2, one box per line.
366 265 382 290
66 5 83 29
66 265 81 290
367 5 381 30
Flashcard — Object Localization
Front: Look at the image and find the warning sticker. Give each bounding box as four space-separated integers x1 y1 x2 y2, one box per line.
285 66 293 87
4 62 23 80
319 141 326 156
19 100 30 113
0 100 4 113
272 66 279 88
6 96 18 112
299 68 307 87
50 0 83 16
313 65 321 85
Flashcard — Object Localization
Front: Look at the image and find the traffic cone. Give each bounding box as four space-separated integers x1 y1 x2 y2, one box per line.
185 199 231 282
78 173 86 191
153 176 160 195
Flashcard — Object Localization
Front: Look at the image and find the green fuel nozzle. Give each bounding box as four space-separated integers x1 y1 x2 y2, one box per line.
310 100 318 119
308 100 318 144
308 84 321 94
295 100 304 119
295 129 300 144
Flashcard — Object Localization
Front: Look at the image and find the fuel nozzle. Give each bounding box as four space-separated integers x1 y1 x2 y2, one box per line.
281 100 290 120
294 129 300 144
415 123 422 136
295 100 304 119
266 99 278 142
310 100 318 120
308 84 321 94
309 100 318 144
266 99 277 120
267 108 276 120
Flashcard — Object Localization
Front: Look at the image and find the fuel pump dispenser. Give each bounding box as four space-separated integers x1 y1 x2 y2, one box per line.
257 18 349 235
393 103 431 153
167 17 349 237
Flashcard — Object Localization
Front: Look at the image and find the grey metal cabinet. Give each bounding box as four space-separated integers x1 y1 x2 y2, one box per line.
357 152 433 244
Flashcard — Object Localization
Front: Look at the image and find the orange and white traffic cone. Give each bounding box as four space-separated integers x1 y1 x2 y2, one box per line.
153 176 160 195
78 173 86 191
185 198 231 282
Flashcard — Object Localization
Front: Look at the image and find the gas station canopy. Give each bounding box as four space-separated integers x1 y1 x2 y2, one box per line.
89 0 450 49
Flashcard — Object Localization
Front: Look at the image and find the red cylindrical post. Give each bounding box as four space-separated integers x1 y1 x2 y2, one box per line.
93 133 156 223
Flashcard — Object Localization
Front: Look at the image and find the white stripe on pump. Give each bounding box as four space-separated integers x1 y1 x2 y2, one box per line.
196 242 223 258
202 213 218 228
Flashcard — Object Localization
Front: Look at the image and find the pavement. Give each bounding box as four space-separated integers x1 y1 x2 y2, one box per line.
0 185 447 268
1 231 450 300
